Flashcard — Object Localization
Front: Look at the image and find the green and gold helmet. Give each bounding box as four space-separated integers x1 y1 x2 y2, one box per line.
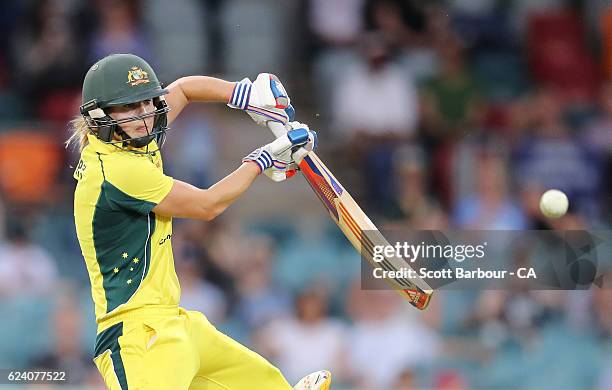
80 53 170 149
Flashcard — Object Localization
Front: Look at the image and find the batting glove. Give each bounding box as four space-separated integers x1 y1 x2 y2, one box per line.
228 73 295 126
243 125 317 182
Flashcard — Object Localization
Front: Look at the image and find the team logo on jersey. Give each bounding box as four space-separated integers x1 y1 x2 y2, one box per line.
126 66 150 86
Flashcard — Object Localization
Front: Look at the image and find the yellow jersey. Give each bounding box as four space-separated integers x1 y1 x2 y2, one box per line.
73 134 179 332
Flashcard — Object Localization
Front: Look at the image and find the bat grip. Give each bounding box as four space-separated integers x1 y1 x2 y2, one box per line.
267 121 289 138
267 119 310 167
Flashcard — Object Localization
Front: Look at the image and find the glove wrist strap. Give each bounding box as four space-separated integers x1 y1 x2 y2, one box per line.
228 78 252 110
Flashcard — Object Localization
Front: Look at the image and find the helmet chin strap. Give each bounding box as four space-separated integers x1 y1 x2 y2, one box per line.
115 126 154 148
116 112 155 149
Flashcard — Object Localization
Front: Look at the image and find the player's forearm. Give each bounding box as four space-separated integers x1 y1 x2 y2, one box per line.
202 162 260 219
152 163 260 220
165 76 236 123
174 76 235 103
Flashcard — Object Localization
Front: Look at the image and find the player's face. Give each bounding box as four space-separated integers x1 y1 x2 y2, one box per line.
107 99 156 140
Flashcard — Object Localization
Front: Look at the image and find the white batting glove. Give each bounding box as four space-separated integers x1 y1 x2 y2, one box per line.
228 73 295 126
263 122 317 182
243 126 316 182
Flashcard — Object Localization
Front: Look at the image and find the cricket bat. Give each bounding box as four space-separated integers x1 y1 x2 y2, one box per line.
268 122 433 310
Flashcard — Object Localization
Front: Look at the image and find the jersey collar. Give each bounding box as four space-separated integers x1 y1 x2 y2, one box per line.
87 133 116 154
86 133 160 155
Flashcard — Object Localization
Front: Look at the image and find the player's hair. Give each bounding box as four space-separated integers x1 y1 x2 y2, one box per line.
65 115 90 152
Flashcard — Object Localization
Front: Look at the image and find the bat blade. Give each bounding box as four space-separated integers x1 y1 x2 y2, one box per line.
298 152 433 310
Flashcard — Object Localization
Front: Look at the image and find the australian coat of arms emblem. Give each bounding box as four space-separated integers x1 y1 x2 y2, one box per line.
126 66 150 86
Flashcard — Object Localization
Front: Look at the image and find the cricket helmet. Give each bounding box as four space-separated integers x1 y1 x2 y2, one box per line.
80 53 170 149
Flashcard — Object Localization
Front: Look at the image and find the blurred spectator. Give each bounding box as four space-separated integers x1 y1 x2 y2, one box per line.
597 367 612 390
0 3 20 54
397 4 441 83
593 288 612 339
346 282 440 388
332 32 419 208
449 0 497 17
582 82 612 219
309 0 364 46
178 219 237 299
89 0 152 63
0 219 58 298
0 197 5 239
0 130 62 205
586 0 612 41
507 0 565 41
255 287 348 385
601 7 612 80
421 40 482 142
176 256 227 325
471 289 600 389
384 144 441 224
526 9 599 102
469 290 568 349
364 0 426 47
233 234 291 331
392 367 417 390
333 32 419 138
421 40 483 207
29 294 94 385
309 0 364 119
513 89 603 222
448 0 510 53
10 0 84 121
453 154 527 229
163 107 218 189
0 50 23 121
590 288 612 389
435 370 468 390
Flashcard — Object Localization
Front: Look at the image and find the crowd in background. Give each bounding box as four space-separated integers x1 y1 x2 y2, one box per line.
1 0 612 388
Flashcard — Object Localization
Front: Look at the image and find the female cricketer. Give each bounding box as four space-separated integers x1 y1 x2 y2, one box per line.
68 53 331 390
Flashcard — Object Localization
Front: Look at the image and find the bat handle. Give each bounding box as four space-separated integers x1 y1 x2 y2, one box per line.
267 120 289 138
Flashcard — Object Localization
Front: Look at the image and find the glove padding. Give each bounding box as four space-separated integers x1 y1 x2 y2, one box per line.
243 122 317 182
228 73 295 126
285 121 317 164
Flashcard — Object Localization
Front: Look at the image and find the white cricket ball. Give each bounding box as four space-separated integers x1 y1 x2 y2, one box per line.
539 189 569 219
